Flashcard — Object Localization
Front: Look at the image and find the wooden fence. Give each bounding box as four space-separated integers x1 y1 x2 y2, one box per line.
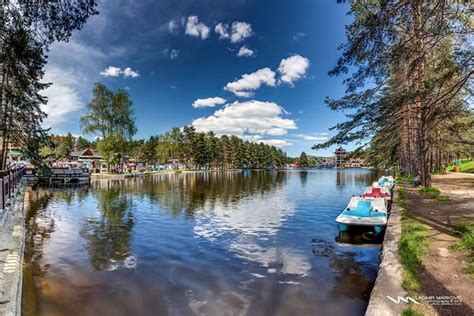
0 167 25 211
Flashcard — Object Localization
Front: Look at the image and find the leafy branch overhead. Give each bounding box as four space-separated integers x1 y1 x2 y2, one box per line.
315 1 473 186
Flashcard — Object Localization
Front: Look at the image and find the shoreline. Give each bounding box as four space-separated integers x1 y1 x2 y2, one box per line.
365 188 405 316
90 166 383 179
0 185 26 316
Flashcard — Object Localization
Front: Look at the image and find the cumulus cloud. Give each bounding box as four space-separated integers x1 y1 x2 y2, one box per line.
242 135 292 147
123 67 140 78
278 54 310 85
100 66 122 77
215 23 229 39
259 139 292 147
215 21 253 43
185 16 210 40
100 66 140 78
237 46 254 57
230 22 253 43
192 97 227 109
192 100 296 137
41 65 83 128
224 68 276 97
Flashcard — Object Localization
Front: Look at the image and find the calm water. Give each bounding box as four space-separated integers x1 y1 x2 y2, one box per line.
23 169 385 316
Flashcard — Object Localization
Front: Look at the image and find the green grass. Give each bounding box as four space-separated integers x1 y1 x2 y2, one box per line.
402 307 424 316
397 175 414 185
399 218 429 292
447 159 474 173
418 186 451 203
451 220 474 278
396 186 429 293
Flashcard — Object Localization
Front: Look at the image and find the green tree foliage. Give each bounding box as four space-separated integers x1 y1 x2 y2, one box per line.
81 83 137 169
0 1 98 169
55 132 74 160
299 151 309 168
75 136 94 150
139 126 288 170
313 1 473 186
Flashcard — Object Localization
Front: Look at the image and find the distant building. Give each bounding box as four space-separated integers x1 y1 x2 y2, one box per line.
70 149 103 171
345 157 365 168
335 146 347 168
0 137 25 165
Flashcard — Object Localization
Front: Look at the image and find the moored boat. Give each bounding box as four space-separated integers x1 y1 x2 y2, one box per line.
375 176 395 190
335 196 388 233
362 186 391 200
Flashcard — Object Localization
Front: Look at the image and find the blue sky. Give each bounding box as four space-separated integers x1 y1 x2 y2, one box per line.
42 0 355 157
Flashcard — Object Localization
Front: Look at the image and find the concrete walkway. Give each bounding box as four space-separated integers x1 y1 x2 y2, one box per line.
0 186 26 316
365 191 406 316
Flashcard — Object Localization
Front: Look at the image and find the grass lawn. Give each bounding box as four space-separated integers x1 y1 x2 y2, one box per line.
447 160 474 173
452 220 474 278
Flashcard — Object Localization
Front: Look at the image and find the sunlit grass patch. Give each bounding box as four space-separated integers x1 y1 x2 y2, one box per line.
418 186 440 198
399 218 429 292
418 186 451 203
397 175 414 185
402 306 424 316
452 220 474 278
447 160 474 173
396 186 429 292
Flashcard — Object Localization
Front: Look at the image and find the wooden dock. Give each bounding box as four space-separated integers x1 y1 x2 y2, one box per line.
24 167 90 184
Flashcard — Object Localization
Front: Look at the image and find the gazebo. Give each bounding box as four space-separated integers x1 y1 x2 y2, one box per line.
335 146 347 168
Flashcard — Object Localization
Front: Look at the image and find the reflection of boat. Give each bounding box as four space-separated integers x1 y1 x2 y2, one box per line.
335 197 388 233
362 186 391 200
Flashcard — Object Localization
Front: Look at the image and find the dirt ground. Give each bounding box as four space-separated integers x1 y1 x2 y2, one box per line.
404 172 474 316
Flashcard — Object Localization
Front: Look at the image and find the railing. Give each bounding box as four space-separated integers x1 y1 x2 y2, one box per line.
0 167 25 211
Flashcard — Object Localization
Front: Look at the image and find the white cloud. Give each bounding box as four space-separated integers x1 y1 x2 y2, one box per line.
230 22 253 43
237 46 254 57
292 32 306 41
215 23 229 39
100 66 140 78
168 20 180 34
215 21 253 43
100 66 122 77
185 16 210 40
294 133 329 141
123 67 140 78
192 97 227 109
164 48 179 59
224 68 276 97
303 135 328 141
192 100 296 137
259 139 292 147
242 135 291 147
41 65 83 128
278 54 310 85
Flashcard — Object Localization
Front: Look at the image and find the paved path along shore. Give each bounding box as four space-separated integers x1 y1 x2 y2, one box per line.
405 172 474 315
0 187 26 316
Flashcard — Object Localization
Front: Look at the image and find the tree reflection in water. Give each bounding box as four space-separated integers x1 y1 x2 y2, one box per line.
80 182 135 271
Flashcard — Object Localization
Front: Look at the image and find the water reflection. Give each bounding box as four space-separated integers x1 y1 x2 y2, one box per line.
80 184 135 271
23 170 383 316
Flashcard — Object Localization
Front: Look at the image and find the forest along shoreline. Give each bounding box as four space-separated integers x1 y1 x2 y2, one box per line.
380 173 474 315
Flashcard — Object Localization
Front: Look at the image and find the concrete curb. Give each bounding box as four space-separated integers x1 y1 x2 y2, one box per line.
365 190 406 316
0 185 26 316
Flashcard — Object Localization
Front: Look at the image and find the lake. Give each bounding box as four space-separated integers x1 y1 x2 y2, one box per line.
22 169 385 316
